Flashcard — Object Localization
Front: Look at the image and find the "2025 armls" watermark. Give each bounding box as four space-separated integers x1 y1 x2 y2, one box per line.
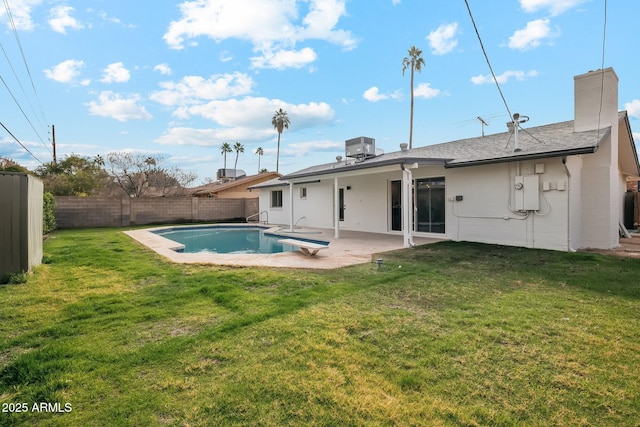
2 402 72 413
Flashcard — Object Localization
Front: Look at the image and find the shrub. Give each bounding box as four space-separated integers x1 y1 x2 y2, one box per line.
43 192 56 235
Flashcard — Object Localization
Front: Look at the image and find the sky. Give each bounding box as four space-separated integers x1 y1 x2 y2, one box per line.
0 0 639 184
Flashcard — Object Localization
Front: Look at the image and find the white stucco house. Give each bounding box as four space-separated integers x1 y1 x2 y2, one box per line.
252 68 639 251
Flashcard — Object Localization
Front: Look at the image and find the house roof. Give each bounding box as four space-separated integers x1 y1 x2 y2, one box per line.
188 171 281 196
280 112 638 181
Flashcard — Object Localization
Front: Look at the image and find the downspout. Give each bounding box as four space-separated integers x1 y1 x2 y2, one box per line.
562 156 575 252
401 164 415 248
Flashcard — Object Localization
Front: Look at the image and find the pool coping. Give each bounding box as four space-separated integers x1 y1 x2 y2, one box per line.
124 223 445 269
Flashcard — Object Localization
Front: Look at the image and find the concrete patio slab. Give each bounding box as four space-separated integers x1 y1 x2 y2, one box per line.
124 224 445 269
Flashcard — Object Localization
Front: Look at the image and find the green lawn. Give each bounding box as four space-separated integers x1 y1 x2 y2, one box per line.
1 228 639 426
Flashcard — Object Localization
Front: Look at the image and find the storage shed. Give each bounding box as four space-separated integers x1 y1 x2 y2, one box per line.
0 172 44 276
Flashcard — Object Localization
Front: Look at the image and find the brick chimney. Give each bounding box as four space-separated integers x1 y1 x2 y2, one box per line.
574 68 618 132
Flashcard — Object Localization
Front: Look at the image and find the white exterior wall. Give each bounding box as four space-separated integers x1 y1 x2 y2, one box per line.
259 186 290 225
446 160 569 251
257 160 572 251
290 181 334 229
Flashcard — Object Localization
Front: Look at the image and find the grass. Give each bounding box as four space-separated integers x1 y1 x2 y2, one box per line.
1 228 639 426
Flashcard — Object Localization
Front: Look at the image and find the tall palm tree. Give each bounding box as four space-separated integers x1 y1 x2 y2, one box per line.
255 146 264 173
220 142 232 171
271 108 290 173
233 142 244 173
402 45 425 149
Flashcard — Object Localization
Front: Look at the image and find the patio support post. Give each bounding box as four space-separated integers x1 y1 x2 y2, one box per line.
334 177 340 239
401 164 415 248
289 181 294 232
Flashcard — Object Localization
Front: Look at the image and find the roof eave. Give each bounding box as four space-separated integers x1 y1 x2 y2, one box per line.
444 147 598 169
282 157 450 180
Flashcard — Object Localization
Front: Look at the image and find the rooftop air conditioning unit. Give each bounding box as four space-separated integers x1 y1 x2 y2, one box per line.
345 137 376 160
217 169 246 180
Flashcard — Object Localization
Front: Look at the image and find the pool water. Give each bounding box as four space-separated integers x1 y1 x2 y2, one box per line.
153 226 321 254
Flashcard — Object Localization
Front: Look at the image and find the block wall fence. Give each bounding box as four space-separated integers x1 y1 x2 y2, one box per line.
54 196 259 228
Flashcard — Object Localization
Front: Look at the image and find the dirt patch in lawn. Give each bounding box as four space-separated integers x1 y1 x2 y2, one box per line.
583 234 640 258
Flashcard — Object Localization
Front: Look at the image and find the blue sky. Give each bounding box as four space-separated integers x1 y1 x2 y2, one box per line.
1 0 638 183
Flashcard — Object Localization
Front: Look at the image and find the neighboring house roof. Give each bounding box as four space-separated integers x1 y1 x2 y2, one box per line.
280 112 639 181
189 172 281 197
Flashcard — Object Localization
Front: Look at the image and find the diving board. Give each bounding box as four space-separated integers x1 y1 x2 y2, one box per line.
278 238 329 256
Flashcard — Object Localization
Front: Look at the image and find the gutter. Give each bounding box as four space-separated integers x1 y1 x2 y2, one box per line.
282 157 449 180
444 147 598 169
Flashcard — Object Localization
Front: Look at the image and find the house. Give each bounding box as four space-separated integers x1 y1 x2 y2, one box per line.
253 68 640 251
189 171 281 199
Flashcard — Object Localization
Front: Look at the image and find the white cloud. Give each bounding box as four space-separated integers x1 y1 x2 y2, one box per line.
363 86 401 102
251 47 317 70
625 100 640 119
185 97 334 129
155 126 274 146
48 5 83 34
508 19 559 51
154 63 172 75
427 22 459 55
414 83 441 99
0 0 42 31
220 51 233 62
87 91 152 122
363 87 385 102
150 72 255 107
471 70 538 85
392 0 401 4
155 97 334 147
101 62 131 83
520 0 586 16
282 140 342 156
164 0 355 69
43 59 85 83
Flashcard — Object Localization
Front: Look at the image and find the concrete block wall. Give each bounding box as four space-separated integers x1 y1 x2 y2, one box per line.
54 196 258 228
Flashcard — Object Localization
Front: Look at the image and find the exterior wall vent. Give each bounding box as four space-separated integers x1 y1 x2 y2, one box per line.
345 137 376 160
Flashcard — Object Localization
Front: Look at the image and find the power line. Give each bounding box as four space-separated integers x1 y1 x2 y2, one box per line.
463 0 514 120
0 120 42 164
2 0 49 135
596 0 608 141
0 39 48 137
0 73 51 154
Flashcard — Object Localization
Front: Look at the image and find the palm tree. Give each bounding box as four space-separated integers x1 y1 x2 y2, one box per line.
402 45 425 149
255 147 264 173
220 142 232 171
271 108 290 173
233 142 244 173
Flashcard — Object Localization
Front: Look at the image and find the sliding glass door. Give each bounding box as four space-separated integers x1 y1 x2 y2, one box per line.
415 177 445 233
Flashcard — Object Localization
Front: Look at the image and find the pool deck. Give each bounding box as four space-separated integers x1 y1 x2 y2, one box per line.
124 224 446 269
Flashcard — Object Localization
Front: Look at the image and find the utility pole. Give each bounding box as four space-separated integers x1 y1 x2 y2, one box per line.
51 124 57 165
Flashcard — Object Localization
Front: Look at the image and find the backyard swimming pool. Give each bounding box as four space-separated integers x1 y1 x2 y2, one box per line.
153 226 327 254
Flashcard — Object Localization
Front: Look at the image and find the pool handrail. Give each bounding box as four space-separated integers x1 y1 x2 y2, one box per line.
246 210 269 224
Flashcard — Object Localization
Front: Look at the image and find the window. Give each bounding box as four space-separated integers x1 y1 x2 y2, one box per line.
271 190 283 208
300 187 307 199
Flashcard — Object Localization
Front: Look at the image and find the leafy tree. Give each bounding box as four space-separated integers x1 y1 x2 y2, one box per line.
220 142 232 170
255 147 264 173
259 168 269 174
233 142 244 173
34 154 109 196
0 158 29 172
107 152 196 197
402 45 425 149
271 108 290 173
43 192 56 234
